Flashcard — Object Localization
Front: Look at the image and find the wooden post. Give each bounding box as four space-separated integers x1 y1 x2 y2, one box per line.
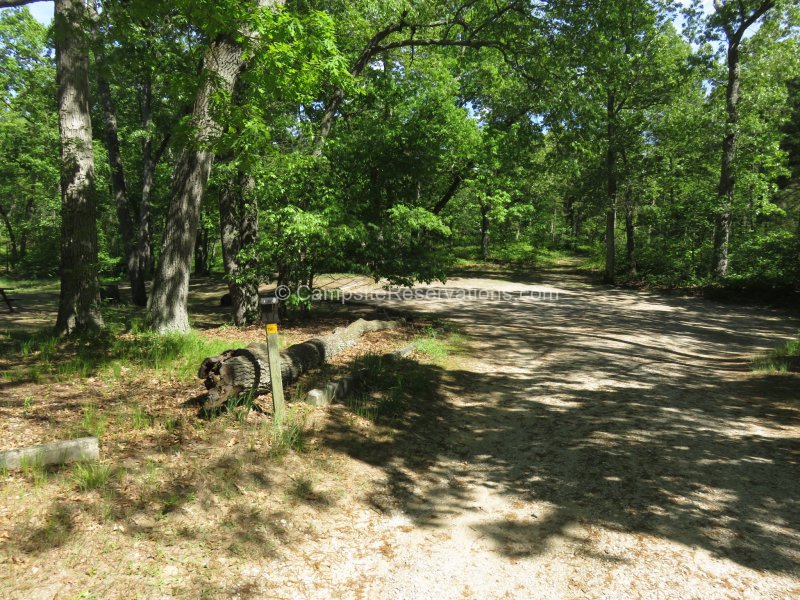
260 296 285 426
266 322 286 425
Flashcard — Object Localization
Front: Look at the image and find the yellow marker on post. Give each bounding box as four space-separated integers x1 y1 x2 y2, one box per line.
259 296 285 426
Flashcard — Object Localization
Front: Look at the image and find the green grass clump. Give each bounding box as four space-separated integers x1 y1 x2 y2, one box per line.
753 335 800 373
129 404 152 430
72 462 114 491
413 323 468 363
81 404 107 438
5 329 241 383
414 337 450 361
20 456 48 488
269 408 308 457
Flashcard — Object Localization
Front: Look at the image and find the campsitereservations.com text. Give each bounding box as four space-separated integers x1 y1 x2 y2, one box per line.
275 285 560 304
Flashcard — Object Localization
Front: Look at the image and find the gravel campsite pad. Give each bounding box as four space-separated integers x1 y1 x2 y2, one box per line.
1 263 799 598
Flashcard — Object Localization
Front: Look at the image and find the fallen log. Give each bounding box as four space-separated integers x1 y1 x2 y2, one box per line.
0 437 99 470
198 318 401 409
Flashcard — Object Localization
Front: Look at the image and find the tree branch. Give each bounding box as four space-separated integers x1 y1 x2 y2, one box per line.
0 0 42 7
737 0 774 38
433 162 474 215
375 38 499 53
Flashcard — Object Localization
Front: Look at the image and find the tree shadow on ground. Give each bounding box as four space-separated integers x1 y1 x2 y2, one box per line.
318 280 800 575
0 445 327 563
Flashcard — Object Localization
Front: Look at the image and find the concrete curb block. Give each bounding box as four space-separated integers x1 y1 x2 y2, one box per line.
304 342 417 407
0 437 99 470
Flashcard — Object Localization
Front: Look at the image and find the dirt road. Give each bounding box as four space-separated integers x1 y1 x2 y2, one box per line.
302 263 800 598
2 264 798 599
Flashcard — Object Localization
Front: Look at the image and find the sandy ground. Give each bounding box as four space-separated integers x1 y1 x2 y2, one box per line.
306 263 800 599
1 263 799 599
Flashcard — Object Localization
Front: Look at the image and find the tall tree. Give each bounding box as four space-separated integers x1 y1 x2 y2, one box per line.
147 0 283 332
545 0 687 283
0 7 58 273
707 0 776 277
219 169 259 325
53 0 103 333
1 0 104 333
89 2 140 304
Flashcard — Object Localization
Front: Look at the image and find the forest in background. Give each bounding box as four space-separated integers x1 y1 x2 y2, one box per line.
0 0 798 334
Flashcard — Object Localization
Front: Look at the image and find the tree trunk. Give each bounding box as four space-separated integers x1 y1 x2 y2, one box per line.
624 188 636 278
54 0 104 335
604 90 617 284
90 5 138 302
18 196 34 260
147 38 245 332
432 161 474 215
198 318 401 409
148 0 281 332
220 170 259 326
480 203 490 260
194 218 210 276
710 0 775 277
713 41 740 278
0 202 18 268
131 74 158 307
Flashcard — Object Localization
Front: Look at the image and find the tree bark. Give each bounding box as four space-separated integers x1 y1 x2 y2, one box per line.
713 40 739 278
604 90 617 284
711 0 774 278
148 0 281 332
54 0 104 335
147 40 245 332
480 203 490 260
131 73 166 307
194 217 210 276
624 188 636 278
198 318 401 409
432 161 474 215
219 170 259 326
0 202 18 268
91 7 139 302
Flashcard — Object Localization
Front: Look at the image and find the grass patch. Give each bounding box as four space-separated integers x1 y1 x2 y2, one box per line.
413 323 468 363
452 242 583 268
3 329 242 383
81 404 107 438
269 408 308 458
414 337 450 361
0 276 59 292
129 404 153 430
753 335 800 373
20 456 49 489
71 462 115 491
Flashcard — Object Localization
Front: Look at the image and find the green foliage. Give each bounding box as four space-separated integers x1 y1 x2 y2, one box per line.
1 0 798 297
0 7 59 277
375 205 452 285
